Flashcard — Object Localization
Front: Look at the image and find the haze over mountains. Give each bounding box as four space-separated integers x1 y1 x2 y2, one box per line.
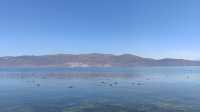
0 53 200 67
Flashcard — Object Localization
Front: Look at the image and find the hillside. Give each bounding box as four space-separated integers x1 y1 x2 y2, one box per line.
0 54 200 67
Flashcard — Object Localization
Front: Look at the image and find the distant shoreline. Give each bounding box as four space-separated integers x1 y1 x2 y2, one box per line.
0 53 200 67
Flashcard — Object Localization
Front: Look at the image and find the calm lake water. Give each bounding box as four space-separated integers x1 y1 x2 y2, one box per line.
1 67 200 112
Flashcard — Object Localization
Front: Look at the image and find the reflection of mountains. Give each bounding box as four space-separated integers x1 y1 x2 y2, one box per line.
0 72 137 79
0 53 200 67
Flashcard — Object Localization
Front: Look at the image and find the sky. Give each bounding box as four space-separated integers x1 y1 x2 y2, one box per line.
0 0 200 59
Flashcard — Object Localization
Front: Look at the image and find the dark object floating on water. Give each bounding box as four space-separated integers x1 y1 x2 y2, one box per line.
68 86 73 88
36 83 40 87
109 84 113 86
137 82 144 85
101 81 106 84
114 82 118 85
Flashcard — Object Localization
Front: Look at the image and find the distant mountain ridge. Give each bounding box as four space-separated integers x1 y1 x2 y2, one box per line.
0 53 200 67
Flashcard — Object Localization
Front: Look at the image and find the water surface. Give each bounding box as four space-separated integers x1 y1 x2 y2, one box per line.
0 67 200 112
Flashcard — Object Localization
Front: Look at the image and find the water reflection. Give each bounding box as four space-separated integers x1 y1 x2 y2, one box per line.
0 67 200 112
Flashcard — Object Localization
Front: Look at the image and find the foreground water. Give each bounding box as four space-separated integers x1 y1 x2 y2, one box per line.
0 67 200 112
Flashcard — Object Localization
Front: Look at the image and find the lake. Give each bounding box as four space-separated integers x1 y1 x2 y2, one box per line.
0 67 200 112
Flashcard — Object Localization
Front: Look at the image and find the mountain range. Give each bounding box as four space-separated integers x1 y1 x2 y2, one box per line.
0 53 200 67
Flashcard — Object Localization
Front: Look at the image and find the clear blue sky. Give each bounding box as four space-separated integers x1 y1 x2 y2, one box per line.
0 0 200 59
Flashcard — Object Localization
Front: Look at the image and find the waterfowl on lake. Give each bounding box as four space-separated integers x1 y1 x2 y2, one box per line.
137 82 144 85
114 82 118 85
101 81 106 84
36 83 40 87
68 86 73 88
